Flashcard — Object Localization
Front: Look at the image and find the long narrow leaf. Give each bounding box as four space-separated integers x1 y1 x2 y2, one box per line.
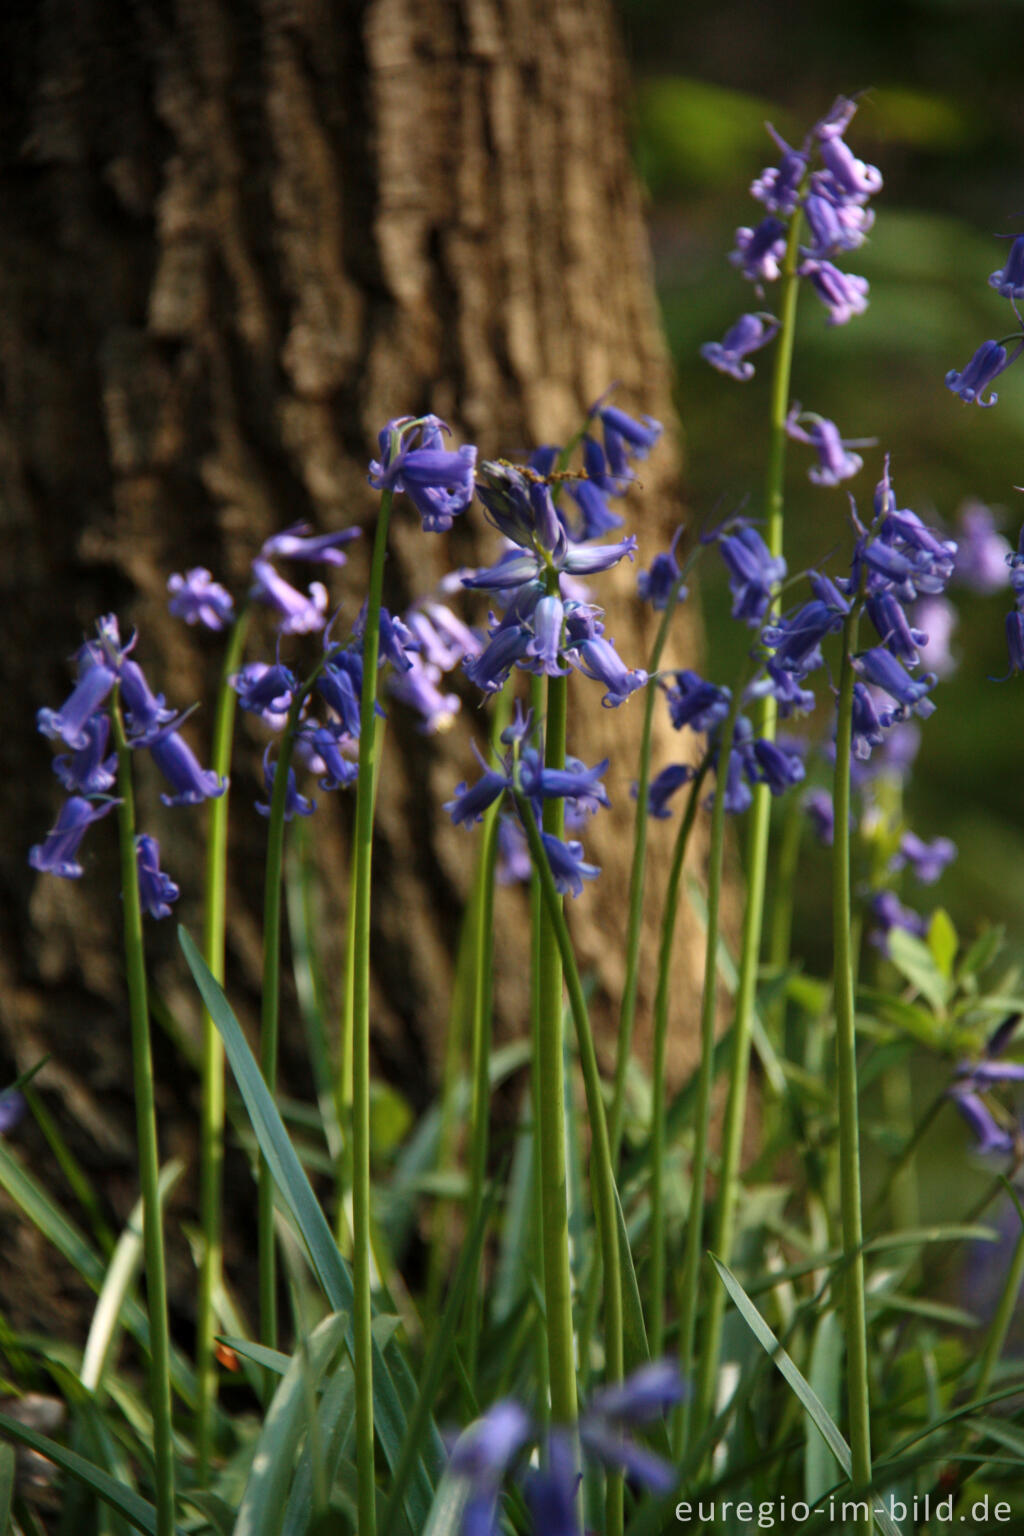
0 1413 166 1535
709 1256 902 1536
179 928 436 1531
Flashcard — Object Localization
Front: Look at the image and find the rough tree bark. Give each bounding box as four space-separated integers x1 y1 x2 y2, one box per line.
1 0 705 1327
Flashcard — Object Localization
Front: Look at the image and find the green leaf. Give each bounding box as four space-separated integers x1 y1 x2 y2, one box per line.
233 1312 348 1536
805 1310 843 1509
709 1256 902 1536
955 925 1004 986
0 1412 167 1535
421 1472 472 1536
280 1361 356 1536
886 928 949 1015
0 1442 14 1536
179 928 437 1533
217 1338 292 1378
928 908 958 981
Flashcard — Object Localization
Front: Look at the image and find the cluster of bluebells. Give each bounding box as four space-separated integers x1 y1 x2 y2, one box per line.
946 234 1024 408
447 1361 685 1536
949 1014 1024 1160
702 96 881 487
31 616 222 916
446 706 608 899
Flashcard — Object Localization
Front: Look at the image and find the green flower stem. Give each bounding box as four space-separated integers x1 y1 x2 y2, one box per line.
529 673 551 1431
535 668 578 1428
692 206 803 1440
650 757 709 1361
196 605 248 1479
465 693 513 1374
833 605 874 1527
257 672 318 1363
351 486 395 1536
610 564 699 1167
515 789 624 1536
110 696 175 1536
676 687 743 1453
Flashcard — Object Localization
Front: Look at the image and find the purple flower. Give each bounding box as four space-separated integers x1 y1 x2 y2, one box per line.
0 1092 25 1136
762 597 845 675
135 834 180 919
816 134 882 204
167 568 236 630
645 762 696 819
251 557 328 634
804 787 836 845
665 670 733 734
149 730 227 807
119 660 179 744
260 522 360 566
299 724 359 791
449 1399 531 1486
946 340 1008 407
849 682 887 760
405 601 481 672
573 636 647 707
1006 611 1024 675
637 528 687 610
750 134 807 215
913 595 958 678
952 502 1011 592
785 409 865 485
523 1433 580 1536
989 235 1024 301
865 590 927 666
316 652 366 737
389 656 461 734
539 832 600 897
701 313 780 381
518 750 610 815
587 1360 687 1424
951 1089 1015 1157
231 661 298 722
53 713 118 795
717 523 787 625
475 463 564 554
368 414 477 533
799 259 869 325
891 830 956 884
730 216 787 285
591 401 663 484
852 647 936 718
29 796 120 879
256 748 315 820
869 889 928 951
37 660 118 750
749 737 806 795
801 192 874 257
445 769 510 827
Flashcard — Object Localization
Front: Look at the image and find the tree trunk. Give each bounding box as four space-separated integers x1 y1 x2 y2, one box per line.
2 0 704 1325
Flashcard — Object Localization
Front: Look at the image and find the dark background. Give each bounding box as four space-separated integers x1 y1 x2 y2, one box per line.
620 0 1024 973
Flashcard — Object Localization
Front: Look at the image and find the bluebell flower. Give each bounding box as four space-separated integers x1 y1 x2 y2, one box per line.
353 604 419 674
945 340 1009 408
53 713 118 795
405 599 481 672
119 659 181 744
890 830 957 884
989 235 1024 301
730 216 787 285
368 415 477 533
645 762 697 819
475 463 564 554
750 132 807 215
149 729 227 807
665 671 732 734
952 501 1011 592
865 590 927 666
231 661 298 722
260 521 360 566
913 595 958 679
749 737 806 795
29 796 120 878
761 596 845 675
445 769 511 827
518 750 611 814
869 890 928 952
523 1433 580 1536
785 408 866 485
637 529 686 610
815 133 882 204
804 787 836 845
388 656 461 734
701 313 780 381
799 259 869 325
539 833 600 897
37 658 118 750
800 192 874 257
587 1359 687 1424
951 1089 1016 1157
574 636 647 707
256 748 315 820
135 835 180 919
251 557 329 634
316 651 367 737
717 523 787 625
849 682 887 760
852 647 936 719
0 1092 25 1136
591 400 663 482
167 568 236 630
298 724 359 790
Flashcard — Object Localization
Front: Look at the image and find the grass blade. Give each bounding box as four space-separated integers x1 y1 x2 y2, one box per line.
0 1413 166 1535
